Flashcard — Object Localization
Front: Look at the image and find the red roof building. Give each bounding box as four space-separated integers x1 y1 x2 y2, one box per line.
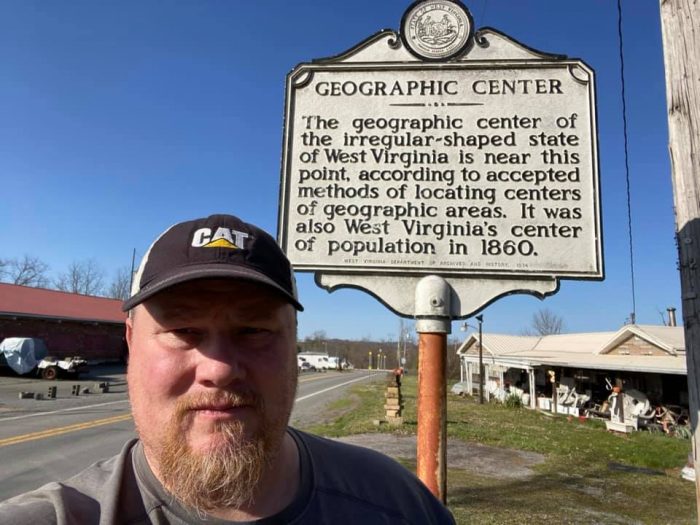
0 283 126 362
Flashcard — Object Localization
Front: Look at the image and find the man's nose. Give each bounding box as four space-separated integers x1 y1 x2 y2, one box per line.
195 334 246 387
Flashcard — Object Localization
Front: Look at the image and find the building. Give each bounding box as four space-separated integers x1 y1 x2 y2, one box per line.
456 324 687 410
0 283 126 362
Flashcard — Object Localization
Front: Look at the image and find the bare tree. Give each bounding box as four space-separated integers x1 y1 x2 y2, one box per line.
54 259 105 296
107 266 132 300
2 255 50 287
305 330 328 343
446 335 463 380
525 308 565 336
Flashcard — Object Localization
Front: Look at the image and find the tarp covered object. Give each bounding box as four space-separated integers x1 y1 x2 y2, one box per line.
0 337 48 375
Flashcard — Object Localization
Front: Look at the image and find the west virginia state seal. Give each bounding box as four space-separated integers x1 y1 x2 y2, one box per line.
401 0 473 61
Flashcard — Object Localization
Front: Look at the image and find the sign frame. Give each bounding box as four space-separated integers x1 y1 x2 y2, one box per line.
278 21 604 318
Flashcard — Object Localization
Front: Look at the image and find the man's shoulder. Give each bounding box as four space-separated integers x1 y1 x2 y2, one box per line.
291 429 455 524
293 428 410 474
0 439 140 525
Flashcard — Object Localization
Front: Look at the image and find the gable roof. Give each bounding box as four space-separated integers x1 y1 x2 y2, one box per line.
598 324 684 356
0 283 125 324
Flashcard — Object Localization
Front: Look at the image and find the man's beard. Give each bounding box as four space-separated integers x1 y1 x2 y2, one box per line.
151 390 283 514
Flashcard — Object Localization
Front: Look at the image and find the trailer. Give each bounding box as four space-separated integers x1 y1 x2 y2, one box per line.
0 337 89 379
298 352 331 370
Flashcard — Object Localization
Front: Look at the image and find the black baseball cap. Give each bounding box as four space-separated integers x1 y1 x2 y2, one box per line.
122 214 303 312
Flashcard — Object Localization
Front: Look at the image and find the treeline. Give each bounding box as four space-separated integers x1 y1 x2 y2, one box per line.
0 255 131 300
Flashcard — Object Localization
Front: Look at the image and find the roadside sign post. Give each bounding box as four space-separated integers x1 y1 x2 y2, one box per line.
417 331 448 500
415 276 451 502
279 0 602 502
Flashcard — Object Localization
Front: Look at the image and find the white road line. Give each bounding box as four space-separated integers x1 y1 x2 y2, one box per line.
0 399 130 422
0 374 372 422
295 375 371 402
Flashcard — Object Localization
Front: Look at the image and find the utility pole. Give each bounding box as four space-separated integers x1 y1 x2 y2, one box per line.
477 315 484 404
397 319 402 369
128 248 137 293
659 0 700 516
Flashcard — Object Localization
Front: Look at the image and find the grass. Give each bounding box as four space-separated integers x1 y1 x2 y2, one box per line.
301 375 696 524
304 381 388 437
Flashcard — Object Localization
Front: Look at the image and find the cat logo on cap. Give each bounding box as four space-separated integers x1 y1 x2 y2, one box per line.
191 227 250 249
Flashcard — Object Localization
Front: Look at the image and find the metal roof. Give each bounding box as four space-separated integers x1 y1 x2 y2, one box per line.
467 334 540 356
534 332 616 354
0 283 125 324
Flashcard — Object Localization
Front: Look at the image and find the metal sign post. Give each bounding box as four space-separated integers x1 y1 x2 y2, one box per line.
278 0 603 502
417 331 448 500
415 276 451 502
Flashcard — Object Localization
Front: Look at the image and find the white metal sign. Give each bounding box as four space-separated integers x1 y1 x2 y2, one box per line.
278 3 603 317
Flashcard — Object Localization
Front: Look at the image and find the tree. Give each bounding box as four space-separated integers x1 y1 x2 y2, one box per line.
525 308 565 336
1 255 50 287
446 335 463 380
107 266 132 300
304 330 328 348
54 259 105 296
306 330 328 342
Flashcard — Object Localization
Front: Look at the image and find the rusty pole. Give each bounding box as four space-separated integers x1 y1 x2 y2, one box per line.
417 331 448 502
415 276 451 503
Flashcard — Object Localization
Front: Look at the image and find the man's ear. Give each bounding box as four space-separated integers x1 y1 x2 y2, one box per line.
125 312 134 349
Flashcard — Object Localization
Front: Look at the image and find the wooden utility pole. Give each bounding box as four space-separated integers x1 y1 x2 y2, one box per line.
659 0 700 517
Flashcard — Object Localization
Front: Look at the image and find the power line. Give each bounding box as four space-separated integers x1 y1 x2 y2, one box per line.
617 0 637 324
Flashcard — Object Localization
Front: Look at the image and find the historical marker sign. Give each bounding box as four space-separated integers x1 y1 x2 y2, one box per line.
279 2 602 302
279 1 603 500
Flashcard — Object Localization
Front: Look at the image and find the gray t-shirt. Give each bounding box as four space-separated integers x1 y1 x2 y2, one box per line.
1 428 455 524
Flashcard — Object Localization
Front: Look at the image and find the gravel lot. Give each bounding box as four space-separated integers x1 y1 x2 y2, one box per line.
335 433 545 479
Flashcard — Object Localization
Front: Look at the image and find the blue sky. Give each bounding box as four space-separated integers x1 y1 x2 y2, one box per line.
0 1 679 341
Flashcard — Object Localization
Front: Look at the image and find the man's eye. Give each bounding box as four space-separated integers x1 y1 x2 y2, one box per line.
239 327 269 336
171 328 202 338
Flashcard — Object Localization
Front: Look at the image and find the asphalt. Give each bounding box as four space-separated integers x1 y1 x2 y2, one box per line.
0 363 128 417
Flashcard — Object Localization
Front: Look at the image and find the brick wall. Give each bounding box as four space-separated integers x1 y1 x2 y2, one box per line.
0 316 126 361
608 334 668 356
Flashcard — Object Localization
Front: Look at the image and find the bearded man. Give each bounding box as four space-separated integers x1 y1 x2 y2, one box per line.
1 214 455 524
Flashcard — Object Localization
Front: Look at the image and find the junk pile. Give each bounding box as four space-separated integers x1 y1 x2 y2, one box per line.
605 387 653 433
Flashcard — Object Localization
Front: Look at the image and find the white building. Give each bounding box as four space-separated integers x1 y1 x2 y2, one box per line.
456 324 687 410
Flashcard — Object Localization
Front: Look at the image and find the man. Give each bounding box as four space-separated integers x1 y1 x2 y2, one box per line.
1 214 454 524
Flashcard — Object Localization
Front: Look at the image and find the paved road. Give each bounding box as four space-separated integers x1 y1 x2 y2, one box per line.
0 366 380 501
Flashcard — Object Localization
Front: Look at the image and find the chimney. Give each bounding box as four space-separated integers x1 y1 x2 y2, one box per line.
667 307 677 327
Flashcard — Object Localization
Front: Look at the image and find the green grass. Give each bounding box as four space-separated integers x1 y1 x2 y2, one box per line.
302 375 696 524
304 382 386 437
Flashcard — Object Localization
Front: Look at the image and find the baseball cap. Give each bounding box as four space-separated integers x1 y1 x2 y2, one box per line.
122 214 303 312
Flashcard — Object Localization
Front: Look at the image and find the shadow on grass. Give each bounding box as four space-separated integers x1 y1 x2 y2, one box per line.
445 465 696 524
